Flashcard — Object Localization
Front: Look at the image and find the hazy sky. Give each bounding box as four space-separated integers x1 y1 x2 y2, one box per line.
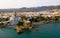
0 0 60 9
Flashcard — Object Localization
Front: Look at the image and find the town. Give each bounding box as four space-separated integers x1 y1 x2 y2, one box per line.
0 8 60 34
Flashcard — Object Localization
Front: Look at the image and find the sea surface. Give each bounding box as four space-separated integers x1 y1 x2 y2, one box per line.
0 22 60 38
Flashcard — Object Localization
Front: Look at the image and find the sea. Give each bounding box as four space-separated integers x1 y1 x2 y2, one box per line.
0 22 60 38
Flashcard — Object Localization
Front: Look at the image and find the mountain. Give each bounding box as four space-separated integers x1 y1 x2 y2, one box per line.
0 5 60 12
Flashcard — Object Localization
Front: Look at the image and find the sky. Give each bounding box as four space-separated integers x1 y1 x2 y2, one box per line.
0 0 60 9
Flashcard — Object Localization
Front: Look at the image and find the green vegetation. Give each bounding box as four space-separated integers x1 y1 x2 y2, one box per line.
0 17 9 22
29 14 60 23
17 21 24 26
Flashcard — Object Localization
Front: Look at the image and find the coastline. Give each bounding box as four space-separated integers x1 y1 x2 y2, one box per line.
32 21 60 25
1 21 60 28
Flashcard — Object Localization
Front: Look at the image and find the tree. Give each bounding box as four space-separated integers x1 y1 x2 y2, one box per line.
54 16 60 21
17 21 24 26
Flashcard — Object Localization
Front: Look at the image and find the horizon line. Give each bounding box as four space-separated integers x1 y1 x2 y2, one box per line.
0 5 60 9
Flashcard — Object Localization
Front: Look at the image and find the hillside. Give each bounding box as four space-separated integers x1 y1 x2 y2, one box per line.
0 5 60 12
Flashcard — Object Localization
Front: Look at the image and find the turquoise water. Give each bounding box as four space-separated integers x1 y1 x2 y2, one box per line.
0 22 60 38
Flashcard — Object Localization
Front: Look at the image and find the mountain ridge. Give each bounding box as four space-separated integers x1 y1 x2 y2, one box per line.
0 5 60 12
